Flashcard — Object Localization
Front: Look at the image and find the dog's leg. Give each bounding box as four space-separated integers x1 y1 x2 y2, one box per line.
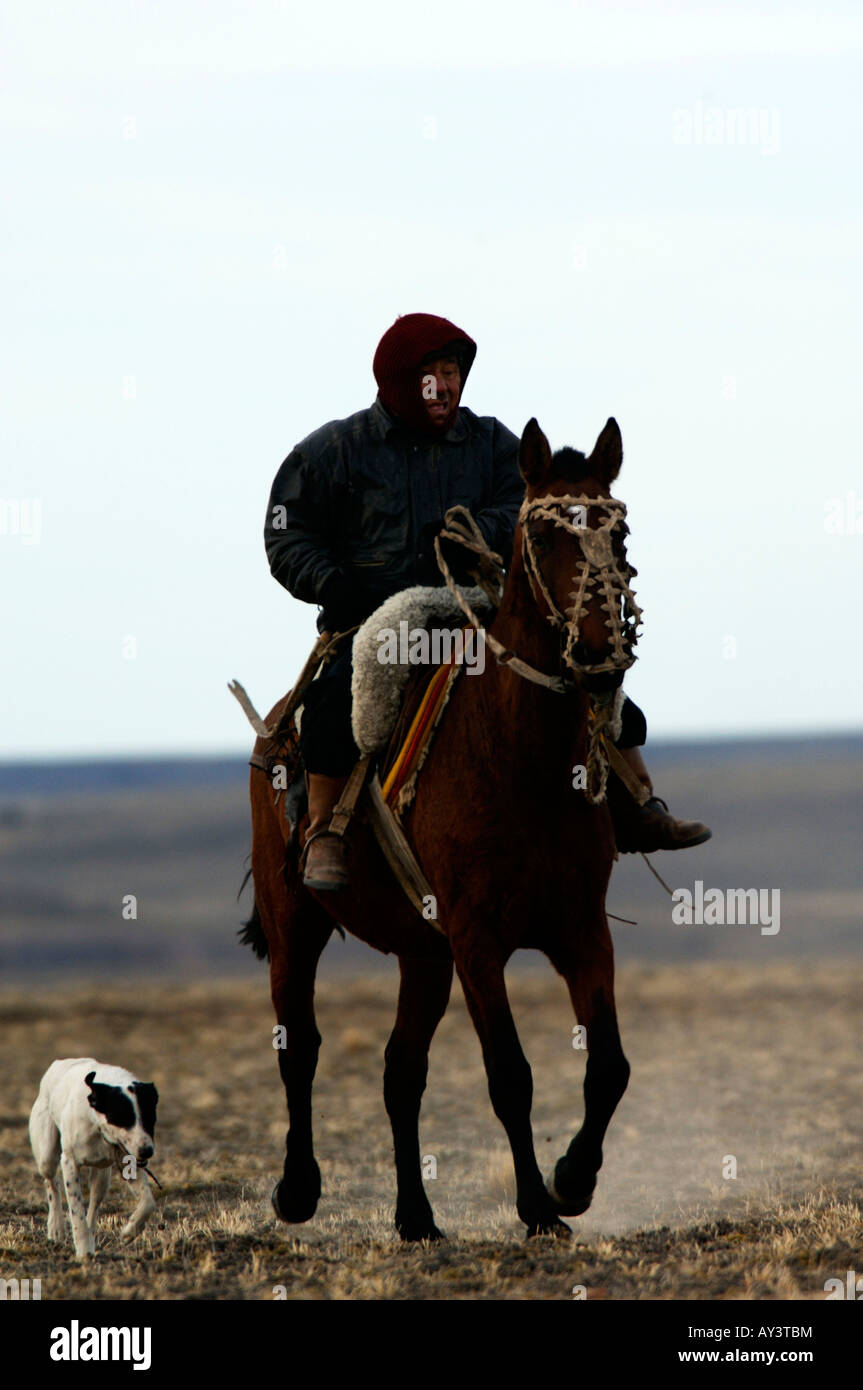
87 1166 111 1233
120 1167 155 1242
29 1097 63 1243
45 1169 64 1243
61 1154 95 1259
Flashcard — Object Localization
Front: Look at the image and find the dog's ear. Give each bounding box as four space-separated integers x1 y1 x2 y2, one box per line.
85 1071 98 1107
130 1080 158 1102
131 1081 159 1133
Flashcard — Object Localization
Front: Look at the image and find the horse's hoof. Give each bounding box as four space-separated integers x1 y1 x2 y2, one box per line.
526 1216 572 1239
397 1220 445 1243
271 1170 320 1224
546 1171 596 1217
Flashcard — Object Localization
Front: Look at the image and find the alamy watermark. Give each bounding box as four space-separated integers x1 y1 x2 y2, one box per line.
672 881 780 935
49 1322 151 1370
672 101 781 156
376 622 486 675
824 492 863 535
824 1270 863 1299
1 1276 42 1300
0 497 42 544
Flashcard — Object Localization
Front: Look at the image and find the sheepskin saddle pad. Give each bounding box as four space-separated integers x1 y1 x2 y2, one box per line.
351 585 492 756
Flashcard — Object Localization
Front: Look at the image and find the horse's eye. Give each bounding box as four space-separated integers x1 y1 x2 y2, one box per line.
529 531 550 553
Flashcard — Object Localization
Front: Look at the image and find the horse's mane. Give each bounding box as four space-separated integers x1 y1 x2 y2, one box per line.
550 447 589 483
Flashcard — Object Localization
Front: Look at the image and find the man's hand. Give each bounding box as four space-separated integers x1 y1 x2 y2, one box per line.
417 521 475 586
319 572 365 632
435 531 477 586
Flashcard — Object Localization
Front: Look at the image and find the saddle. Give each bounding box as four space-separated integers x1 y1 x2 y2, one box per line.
233 585 493 929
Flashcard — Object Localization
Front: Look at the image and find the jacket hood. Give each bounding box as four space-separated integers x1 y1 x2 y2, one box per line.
372 313 477 435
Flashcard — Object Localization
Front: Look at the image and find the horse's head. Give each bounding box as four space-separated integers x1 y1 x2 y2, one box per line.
516 417 643 690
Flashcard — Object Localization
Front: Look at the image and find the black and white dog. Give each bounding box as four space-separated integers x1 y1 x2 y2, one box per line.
29 1058 159 1259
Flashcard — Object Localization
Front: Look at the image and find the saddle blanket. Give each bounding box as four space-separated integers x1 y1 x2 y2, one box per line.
351 584 492 756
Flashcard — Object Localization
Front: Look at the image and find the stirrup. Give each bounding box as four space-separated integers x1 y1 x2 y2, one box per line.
301 829 350 891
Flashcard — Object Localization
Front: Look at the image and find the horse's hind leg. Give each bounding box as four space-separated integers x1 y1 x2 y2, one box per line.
266 879 333 1224
547 920 630 1216
384 955 453 1242
456 953 570 1239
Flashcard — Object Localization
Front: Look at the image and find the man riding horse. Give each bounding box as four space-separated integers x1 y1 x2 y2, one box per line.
264 313 711 891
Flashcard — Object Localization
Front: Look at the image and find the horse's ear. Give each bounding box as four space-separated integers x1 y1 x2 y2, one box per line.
519 418 553 488
589 418 623 487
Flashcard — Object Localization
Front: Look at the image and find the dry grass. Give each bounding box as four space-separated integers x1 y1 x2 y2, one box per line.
1 962 861 1300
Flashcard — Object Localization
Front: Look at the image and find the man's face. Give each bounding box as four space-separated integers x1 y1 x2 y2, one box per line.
419 356 461 430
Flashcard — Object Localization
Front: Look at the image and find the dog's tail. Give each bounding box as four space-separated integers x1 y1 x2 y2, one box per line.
237 867 269 960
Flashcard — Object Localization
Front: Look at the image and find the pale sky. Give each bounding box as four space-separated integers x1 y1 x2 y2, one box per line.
2 0 861 757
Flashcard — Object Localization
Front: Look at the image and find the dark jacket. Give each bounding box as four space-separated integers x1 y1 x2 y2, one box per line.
265 399 523 629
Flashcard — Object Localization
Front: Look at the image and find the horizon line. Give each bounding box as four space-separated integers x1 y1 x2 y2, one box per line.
2 726 863 768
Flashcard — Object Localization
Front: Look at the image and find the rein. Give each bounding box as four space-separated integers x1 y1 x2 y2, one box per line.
434 494 644 805
433 507 570 694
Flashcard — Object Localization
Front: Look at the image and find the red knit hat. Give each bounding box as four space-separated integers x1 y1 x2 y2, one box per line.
373 313 477 434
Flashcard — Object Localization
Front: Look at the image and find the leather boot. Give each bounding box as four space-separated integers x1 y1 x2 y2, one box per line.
607 749 712 854
301 774 350 890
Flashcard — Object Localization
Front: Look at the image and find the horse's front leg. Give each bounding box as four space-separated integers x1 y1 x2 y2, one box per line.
267 881 333 1224
384 955 453 1242
547 918 630 1215
456 953 571 1239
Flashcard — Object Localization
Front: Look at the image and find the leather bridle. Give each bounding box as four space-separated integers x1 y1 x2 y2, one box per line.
519 492 643 680
433 497 645 804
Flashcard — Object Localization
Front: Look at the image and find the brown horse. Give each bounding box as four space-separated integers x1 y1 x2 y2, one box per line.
245 417 636 1239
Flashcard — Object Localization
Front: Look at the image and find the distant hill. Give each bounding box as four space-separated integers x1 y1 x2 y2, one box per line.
1 735 861 980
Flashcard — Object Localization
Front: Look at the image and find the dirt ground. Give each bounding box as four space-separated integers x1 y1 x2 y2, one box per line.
1 960 860 1300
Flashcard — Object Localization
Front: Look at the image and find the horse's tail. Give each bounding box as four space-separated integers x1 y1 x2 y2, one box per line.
237 866 270 960
238 901 269 959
